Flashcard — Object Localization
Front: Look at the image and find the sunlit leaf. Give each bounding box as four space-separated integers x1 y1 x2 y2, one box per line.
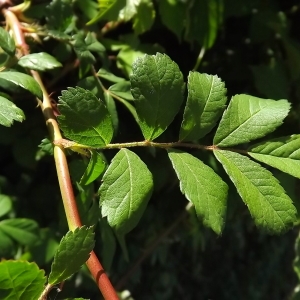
214 95 291 147
214 150 297 234
0 96 25 127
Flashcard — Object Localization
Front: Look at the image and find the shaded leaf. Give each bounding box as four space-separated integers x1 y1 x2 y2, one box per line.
104 91 119 132
57 87 113 147
180 72 227 141
248 135 300 179
214 94 291 147
99 149 153 235
109 81 134 101
87 0 126 25
0 219 39 246
18 52 62 71
0 27 15 56
48 226 95 284
168 149 228 234
97 68 125 83
214 150 297 234
0 96 25 127
132 0 156 35
0 261 46 300
130 53 184 140
0 71 42 99
80 150 106 185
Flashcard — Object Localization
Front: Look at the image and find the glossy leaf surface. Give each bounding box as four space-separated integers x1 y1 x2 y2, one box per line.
248 135 300 179
214 95 290 147
0 261 45 300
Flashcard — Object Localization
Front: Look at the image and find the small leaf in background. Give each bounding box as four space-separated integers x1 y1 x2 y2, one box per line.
48 226 95 285
158 0 186 39
130 53 184 140
185 0 223 48
0 219 39 246
72 33 96 64
132 0 156 35
109 81 134 101
0 71 43 99
251 62 289 99
0 194 12 218
38 138 54 156
87 0 126 24
97 68 125 83
0 261 46 300
104 91 119 132
180 72 227 141
248 135 300 179
46 0 76 32
85 32 106 55
168 149 228 234
0 27 16 56
99 149 153 235
214 150 297 234
0 230 13 256
57 87 113 147
80 150 106 185
0 96 25 127
18 52 62 72
214 95 291 147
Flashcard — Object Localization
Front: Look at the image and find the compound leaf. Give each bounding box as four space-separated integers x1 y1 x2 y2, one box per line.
48 226 95 284
168 149 228 234
0 71 42 99
18 52 62 71
130 53 184 140
214 95 290 147
99 149 153 235
180 72 227 141
0 97 25 127
0 261 46 300
248 135 300 179
57 87 113 147
214 150 297 234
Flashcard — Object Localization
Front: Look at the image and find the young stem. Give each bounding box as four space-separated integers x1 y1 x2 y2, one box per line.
3 7 119 300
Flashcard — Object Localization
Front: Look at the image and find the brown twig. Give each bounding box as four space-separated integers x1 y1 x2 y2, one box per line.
2 7 119 300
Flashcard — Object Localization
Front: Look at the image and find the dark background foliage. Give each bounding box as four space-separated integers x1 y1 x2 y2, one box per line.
1 0 300 299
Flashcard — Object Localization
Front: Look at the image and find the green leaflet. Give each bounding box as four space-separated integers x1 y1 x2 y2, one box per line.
18 52 62 71
99 149 153 235
130 53 184 140
48 226 95 284
248 135 300 179
0 27 15 56
57 87 113 147
0 96 25 127
214 94 291 147
87 0 126 24
80 150 106 185
109 81 134 101
0 218 39 246
214 150 297 234
0 261 46 300
180 72 227 141
0 195 12 218
168 149 228 234
0 71 43 99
